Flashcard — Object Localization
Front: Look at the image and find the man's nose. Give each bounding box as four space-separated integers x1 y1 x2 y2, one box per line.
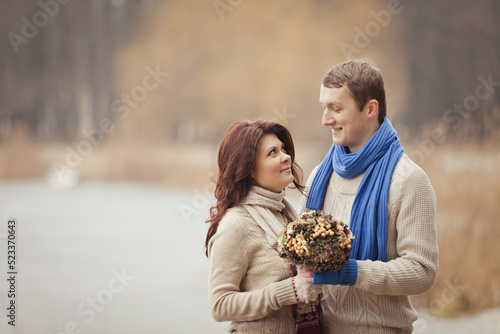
322 110 335 126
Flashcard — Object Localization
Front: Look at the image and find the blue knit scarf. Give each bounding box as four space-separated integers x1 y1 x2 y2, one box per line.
306 118 403 262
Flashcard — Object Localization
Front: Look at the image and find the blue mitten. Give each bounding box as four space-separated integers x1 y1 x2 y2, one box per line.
312 259 358 286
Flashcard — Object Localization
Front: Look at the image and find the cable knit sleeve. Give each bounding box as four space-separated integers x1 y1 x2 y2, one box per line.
354 158 439 296
208 210 298 322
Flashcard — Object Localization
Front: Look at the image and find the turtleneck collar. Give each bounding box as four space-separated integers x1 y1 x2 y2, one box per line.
240 185 286 212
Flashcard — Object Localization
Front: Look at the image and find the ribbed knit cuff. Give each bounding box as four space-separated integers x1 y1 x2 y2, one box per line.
339 259 358 286
312 259 358 286
274 277 300 307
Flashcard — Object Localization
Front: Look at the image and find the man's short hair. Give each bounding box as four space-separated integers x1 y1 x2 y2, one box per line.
323 60 386 124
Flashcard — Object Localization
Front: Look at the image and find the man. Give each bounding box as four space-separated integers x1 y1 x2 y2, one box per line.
299 60 438 333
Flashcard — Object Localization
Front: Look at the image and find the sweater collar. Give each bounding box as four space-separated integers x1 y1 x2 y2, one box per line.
240 185 286 212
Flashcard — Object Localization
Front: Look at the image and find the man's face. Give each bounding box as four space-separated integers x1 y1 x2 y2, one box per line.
319 84 375 153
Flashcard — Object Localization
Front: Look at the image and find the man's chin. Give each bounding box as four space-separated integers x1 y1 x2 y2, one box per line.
331 137 343 146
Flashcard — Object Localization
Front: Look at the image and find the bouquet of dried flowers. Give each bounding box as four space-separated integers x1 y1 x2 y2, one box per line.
278 210 354 272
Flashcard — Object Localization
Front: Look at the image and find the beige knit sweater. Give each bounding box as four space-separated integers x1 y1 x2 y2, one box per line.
298 153 439 333
208 207 298 333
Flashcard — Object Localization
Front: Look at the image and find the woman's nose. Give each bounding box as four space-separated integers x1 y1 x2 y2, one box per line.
281 152 291 163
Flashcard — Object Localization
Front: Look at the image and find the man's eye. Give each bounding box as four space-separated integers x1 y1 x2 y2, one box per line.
323 106 340 112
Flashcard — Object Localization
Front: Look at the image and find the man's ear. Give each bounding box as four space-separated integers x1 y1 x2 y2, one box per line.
366 99 379 119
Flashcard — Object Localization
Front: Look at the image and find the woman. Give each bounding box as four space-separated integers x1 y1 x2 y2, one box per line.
205 120 322 333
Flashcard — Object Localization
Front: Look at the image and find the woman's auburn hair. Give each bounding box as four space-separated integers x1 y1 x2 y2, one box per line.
204 120 304 256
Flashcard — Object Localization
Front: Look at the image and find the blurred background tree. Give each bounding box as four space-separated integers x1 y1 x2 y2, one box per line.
393 1 500 141
2 0 498 149
1 0 143 142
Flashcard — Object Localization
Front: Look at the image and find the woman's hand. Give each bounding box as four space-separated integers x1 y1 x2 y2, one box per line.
297 267 330 301
299 267 314 283
293 274 322 304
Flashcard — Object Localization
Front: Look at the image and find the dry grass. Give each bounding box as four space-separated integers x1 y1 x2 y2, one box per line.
0 126 47 179
0 126 218 188
409 143 500 317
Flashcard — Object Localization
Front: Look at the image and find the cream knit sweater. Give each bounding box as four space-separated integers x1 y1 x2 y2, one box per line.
208 207 298 333
298 153 438 333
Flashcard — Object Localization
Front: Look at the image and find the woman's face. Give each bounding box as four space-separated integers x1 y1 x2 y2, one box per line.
252 133 294 193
